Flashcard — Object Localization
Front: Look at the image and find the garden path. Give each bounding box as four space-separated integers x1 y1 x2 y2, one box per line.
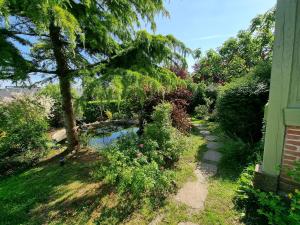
150 123 224 225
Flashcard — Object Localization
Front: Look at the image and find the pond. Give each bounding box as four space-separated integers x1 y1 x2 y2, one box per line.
88 127 138 148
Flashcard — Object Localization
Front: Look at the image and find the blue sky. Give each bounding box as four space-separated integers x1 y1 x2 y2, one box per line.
151 0 276 69
0 0 276 88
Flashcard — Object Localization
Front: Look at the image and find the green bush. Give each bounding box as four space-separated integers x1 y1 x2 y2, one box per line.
0 95 51 173
93 102 188 205
288 160 300 182
234 165 300 225
83 100 120 123
143 103 188 167
189 82 206 113
94 134 175 201
220 138 263 169
194 105 209 119
217 73 269 143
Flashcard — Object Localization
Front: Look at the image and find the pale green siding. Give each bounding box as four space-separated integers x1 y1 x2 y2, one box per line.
262 0 300 176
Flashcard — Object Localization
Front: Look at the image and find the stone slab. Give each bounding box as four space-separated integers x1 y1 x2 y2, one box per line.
149 214 164 225
51 128 67 142
206 142 223 150
174 168 208 210
198 162 218 177
194 124 207 130
206 135 218 141
199 130 210 136
203 150 222 163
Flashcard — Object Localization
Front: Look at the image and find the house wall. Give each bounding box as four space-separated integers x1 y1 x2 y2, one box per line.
254 0 300 192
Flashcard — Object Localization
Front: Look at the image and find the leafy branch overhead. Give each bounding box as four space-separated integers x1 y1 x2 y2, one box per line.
0 0 189 81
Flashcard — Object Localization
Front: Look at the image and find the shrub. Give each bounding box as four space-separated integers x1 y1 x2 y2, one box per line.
220 138 263 169
105 110 113 120
288 160 300 182
234 165 300 225
142 88 192 133
94 133 175 202
143 103 188 167
0 94 52 174
83 100 120 123
188 82 206 113
93 102 188 205
194 105 209 119
216 74 269 143
204 83 218 112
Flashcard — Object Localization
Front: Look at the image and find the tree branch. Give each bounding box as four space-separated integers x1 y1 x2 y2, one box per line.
28 69 57 75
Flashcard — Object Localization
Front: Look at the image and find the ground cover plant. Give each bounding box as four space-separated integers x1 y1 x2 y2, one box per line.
234 166 300 225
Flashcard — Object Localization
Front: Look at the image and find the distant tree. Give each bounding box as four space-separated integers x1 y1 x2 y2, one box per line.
193 8 275 84
0 0 170 153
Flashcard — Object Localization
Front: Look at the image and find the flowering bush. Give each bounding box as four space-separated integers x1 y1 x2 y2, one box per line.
0 94 52 162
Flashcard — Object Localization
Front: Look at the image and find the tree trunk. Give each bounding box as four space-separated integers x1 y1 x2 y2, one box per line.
49 22 79 153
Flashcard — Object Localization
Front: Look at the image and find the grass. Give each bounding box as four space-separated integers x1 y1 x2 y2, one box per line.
0 149 103 225
0 121 244 225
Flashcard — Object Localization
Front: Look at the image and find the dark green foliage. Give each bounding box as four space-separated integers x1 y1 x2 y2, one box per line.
83 100 121 123
188 82 206 113
216 67 270 143
142 88 192 133
220 138 263 171
288 161 300 183
234 166 300 225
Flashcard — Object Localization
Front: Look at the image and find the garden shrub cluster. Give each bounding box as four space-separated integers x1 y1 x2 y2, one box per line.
234 165 300 225
94 103 188 205
217 78 267 142
142 88 192 133
0 94 52 175
216 63 270 143
82 100 122 123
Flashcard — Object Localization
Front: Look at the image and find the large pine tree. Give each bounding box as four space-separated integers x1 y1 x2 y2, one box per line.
0 0 170 152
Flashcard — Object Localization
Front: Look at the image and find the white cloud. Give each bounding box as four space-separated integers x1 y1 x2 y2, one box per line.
188 34 234 41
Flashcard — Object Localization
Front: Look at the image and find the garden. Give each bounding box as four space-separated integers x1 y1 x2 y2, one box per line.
0 1 299 225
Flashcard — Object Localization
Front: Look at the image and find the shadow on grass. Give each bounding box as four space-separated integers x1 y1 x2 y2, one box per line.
0 150 108 225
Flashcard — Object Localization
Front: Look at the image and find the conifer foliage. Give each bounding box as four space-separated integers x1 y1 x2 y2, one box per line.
0 0 173 152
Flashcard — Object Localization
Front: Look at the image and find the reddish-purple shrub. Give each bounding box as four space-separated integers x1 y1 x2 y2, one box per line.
142 88 192 133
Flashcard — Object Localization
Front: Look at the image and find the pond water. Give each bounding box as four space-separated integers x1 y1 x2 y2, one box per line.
88 127 138 148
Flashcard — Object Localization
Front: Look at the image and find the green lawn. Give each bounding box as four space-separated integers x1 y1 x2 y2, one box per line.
0 123 243 225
